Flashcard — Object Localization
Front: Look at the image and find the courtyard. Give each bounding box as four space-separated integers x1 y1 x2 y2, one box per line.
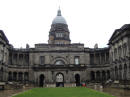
12 87 115 97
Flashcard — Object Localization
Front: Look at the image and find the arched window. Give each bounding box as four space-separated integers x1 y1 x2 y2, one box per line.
55 60 65 65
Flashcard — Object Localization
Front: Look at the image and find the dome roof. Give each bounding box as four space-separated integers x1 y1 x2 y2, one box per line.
52 9 67 24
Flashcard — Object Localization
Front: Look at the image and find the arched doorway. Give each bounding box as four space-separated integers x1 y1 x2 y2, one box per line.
39 74 45 87
96 71 100 82
115 66 118 80
90 71 95 81
119 65 122 80
107 70 110 80
102 71 106 81
8 72 12 81
124 64 127 80
75 74 80 86
56 73 64 87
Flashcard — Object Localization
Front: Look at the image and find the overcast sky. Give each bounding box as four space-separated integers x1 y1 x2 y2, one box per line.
0 0 130 48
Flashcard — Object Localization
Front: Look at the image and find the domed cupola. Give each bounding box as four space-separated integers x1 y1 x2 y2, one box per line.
52 9 67 24
48 8 71 44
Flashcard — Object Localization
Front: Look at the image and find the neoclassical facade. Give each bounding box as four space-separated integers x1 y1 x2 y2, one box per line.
0 9 130 87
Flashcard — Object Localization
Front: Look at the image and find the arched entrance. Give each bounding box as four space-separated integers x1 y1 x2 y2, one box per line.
90 71 95 81
75 74 80 86
96 71 101 82
56 73 64 87
39 74 45 87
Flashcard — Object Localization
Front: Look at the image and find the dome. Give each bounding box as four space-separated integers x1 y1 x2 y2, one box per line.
121 24 130 30
52 9 67 24
52 16 67 24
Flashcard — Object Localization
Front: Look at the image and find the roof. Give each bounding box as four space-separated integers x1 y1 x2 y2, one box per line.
52 9 67 24
108 24 130 44
0 30 9 44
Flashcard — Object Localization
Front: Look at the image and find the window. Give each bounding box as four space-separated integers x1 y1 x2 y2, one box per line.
118 46 121 58
55 60 65 65
40 56 45 65
114 48 117 59
56 33 63 38
75 56 80 65
56 41 64 44
123 44 127 57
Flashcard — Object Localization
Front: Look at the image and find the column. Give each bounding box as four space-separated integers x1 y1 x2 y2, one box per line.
11 53 13 65
23 73 24 83
12 54 14 65
94 53 96 64
99 53 101 65
105 53 106 63
12 72 13 81
94 72 96 82
17 53 19 65
100 71 102 82
17 72 19 81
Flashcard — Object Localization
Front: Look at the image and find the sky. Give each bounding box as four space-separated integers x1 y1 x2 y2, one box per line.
0 0 130 48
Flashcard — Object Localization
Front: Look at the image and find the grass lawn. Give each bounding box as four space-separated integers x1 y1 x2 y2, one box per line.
12 87 115 97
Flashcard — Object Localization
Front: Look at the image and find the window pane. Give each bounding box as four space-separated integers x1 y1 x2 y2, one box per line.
40 56 45 65
75 57 79 65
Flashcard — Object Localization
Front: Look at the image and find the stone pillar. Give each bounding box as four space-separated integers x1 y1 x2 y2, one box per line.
99 53 101 65
94 53 96 64
106 71 108 80
17 53 19 65
22 54 24 65
105 53 106 63
52 71 54 83
100 71 102 82
23 73 24 83
17 72 19 81
94 72 96 82
11 53 13 65
12 54 14 65
12 72 13 81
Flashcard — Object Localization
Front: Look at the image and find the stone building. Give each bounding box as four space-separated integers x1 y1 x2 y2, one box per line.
0 9 130 87
109 24 130 83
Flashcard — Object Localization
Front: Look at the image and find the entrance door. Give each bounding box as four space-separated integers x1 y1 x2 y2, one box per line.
75 74 80 86
39 74 44 87
56 73 64 87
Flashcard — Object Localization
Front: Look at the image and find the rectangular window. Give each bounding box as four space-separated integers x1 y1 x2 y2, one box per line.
40 56 45 65
74 56 79 65
56 33 63 38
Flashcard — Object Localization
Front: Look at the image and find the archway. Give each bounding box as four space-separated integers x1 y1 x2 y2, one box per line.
119 65 122 80
96 71 100 82
18 72 23 82
107 70 110 80
56 73 64 87
115 66 118 80
124 64 127 80
39 74 45 87
75 74 80 86
13 72 17 81
8 72 12 81
90 71 95 81
102 71 106 81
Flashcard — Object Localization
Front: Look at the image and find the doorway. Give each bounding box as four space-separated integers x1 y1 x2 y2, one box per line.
75 74 80 86
56 73 64 87
39 74 44 87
